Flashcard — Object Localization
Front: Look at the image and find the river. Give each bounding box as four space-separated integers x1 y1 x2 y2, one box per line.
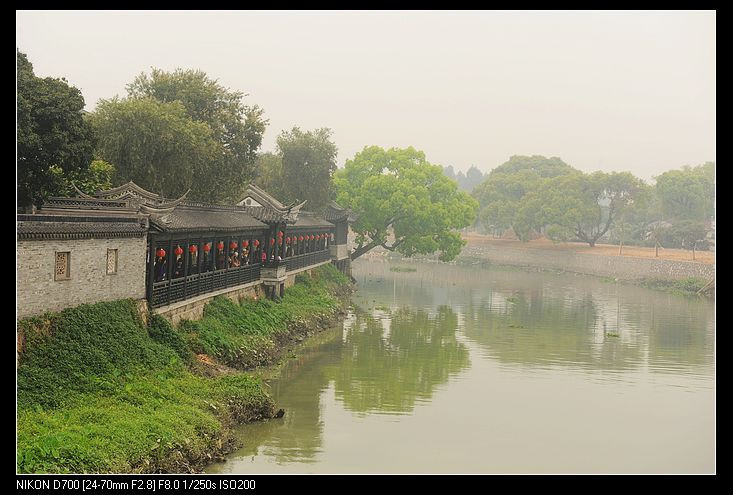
206 259 715 474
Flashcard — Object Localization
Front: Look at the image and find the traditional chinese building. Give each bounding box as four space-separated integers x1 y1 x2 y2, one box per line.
17 182 354 322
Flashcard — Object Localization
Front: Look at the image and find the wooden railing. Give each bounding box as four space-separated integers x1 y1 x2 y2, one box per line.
285 250 330 272
151 263 261 308
150 250 330 308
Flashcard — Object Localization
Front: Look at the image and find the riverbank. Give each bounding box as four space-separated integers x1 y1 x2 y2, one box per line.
362 234 714 297
362 245 713 299
16 264 353 474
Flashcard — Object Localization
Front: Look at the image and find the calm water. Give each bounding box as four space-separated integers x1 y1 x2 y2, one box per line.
207 260 715 474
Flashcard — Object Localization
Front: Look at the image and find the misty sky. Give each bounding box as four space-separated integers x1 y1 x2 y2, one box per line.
17 10 715 182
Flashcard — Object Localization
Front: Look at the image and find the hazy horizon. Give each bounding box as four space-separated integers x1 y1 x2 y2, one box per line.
17 10 715 182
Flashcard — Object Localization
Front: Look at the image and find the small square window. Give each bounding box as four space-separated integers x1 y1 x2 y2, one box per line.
107 249 118 275
55 252 70 280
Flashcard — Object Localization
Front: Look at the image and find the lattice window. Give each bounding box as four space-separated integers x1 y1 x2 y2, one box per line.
107 249 118 275
55 252 70 280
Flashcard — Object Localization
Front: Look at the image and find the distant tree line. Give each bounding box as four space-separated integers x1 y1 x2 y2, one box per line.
442 165 485 193
467 155 715 254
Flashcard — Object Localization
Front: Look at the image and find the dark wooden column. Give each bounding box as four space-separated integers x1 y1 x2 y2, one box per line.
279 222 286 258
146 237 155 305
182 238 189 298
167 238 174 304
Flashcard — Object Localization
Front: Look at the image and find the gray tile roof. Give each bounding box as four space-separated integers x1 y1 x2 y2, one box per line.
289 211 334 229
17 215 146 240
325 201 357 223
240 205 288 224
149 205 267 233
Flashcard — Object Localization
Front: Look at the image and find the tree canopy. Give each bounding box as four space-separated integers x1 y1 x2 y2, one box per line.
490 155 576 178
92 68 267 201
49 159 115 198
472 155 579 239
333 146 478 261
655 162 715 222
17 51 95 208
90 97 216 199
521 171 646 246
472 169 544 240
252 151 287 201
277 127 338 212
472 155 648 246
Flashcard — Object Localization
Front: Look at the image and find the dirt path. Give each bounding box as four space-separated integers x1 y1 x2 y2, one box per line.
463 233 715 265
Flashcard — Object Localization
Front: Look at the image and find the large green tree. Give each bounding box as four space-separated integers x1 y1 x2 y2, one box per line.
277 127 338 212
472 170 544 240
252 151 287 200
472 155 577 239
666 220 708 258
523 171 646 247
17 51 95 208
49 159 115 198
333 146 478 261
94 68 267 201
490 154 576 178
655 162 715 222
90 97 216 199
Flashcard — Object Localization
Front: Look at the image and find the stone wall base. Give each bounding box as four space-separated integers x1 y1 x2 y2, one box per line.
154 262 332 325
155 283 262 325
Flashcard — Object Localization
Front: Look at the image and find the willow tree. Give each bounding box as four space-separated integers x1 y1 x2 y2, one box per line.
333 146 478 261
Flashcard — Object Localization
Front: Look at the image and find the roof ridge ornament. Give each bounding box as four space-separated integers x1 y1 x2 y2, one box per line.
72 184 95 199
94 181 163 202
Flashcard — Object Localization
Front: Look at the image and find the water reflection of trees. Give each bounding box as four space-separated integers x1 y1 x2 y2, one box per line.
462 284 713 373
230 305 470 465
231 326 344 464
326 306 470 415
226 262 713 467
461 287 646 371
355 260 713 374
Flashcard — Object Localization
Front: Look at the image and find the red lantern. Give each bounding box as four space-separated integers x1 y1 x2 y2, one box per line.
243 240 249 248
230 241 238 250
310 235 314 241
203 244 211 253
218 241 224 251
270 238 275 245
156 248 166 258
189 245 198 253
174 246 183 256
286 236 291 243
254 239 260 247
278 231 284 237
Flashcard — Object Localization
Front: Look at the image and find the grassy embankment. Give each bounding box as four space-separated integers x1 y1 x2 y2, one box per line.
638 277 712 296
17 265 351 473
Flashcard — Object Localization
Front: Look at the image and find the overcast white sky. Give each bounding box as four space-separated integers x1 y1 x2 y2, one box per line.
17 10 715 181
